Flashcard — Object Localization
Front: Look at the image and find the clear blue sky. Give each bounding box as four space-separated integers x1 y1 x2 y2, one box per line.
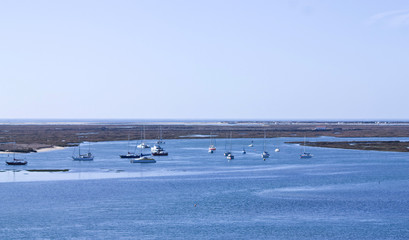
1 0 408 120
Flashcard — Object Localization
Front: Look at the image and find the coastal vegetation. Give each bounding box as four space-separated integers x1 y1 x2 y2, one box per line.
287 141 409 152
2 121 409 152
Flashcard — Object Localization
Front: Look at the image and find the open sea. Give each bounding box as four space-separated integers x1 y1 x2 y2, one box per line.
1 137 409 239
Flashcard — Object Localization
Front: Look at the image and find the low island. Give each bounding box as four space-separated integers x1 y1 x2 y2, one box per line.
1 120 409 153
287 140 409 152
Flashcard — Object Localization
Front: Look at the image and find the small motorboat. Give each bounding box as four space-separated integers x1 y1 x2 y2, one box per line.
151 144 168 156
227 153 234 160
300 152 313 159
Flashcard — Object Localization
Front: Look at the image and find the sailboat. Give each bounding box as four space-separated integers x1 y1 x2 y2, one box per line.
274 138 280 152
72 142 94 161
261 131 270 160
248 140 254 147
224 133 231 156
131 138 156 163
226 132 234 160
137 126 150 149
6 151 27 165
208 133 216 153
242 146 246 154
151 126 168 156
300 136 313 159
156 126 165 144
120 134 140 158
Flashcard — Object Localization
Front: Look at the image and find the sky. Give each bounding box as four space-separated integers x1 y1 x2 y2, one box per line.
0 0 408 120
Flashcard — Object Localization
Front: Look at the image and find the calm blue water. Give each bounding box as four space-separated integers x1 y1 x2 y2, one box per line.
1 137 409 239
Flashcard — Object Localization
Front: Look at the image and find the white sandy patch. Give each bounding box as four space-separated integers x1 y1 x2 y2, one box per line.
36 146 66 152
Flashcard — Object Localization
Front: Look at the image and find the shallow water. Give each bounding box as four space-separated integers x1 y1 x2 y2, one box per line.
1 137 409 239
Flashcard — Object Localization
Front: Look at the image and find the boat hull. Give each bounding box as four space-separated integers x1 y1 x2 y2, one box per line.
130 158 156 163
152 152 168 156
72 157 94 161
6 161 27 165
119 154 140 158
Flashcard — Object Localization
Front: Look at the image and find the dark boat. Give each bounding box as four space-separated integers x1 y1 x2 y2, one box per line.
119 152 141 158
6 158 28 165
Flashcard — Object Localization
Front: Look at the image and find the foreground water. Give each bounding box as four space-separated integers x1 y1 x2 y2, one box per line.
1 137 409 239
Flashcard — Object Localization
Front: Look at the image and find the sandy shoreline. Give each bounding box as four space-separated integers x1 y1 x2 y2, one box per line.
0 146 66 154
36 146 66 152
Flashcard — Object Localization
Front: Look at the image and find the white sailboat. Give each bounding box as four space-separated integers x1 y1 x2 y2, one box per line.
248 140 254 147
224 133 231 156
226 132 234 160
261 131 270 160
156 126 165 144
300 136 313 159
137 126 150 149
72 142 94 161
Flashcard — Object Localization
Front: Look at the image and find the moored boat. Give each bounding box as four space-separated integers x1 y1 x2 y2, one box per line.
261 131 269 160
6 158 27 165
151 144 168 156
130 156 156 163
119 152 140 158
300 136 313 159
300 152 313 159
226 131 234 160
72 152 94 161
72 143 94 161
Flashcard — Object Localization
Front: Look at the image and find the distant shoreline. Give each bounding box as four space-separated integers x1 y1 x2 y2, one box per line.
287 141 409 153
2 121 409 153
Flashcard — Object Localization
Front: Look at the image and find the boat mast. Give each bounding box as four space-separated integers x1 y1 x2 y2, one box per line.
263 130 266 151
229 131 233 152
127 134 130 153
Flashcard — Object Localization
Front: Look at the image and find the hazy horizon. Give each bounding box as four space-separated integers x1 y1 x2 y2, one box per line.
1 1 408 119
